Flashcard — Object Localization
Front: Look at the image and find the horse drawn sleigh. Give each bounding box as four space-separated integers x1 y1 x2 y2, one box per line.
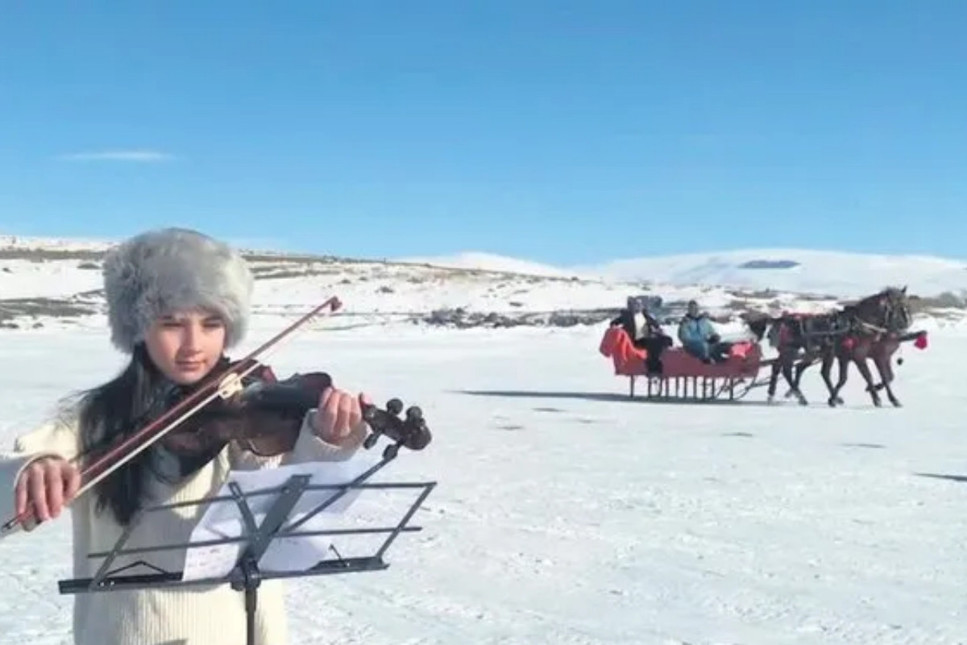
599 287 928 407
599 325 775 402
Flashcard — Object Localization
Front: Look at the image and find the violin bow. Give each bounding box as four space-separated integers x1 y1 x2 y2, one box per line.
0 296 342 539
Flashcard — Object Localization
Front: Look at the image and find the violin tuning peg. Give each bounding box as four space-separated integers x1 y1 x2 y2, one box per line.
386 398 404 416
405 406 423 421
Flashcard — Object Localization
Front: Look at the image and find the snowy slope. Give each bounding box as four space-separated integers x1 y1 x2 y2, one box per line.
395 251 575 278
575 249 967 298
0 234 115 252
1 237 862 335
9 237 962 300
2 235 966 337
406 249 967 298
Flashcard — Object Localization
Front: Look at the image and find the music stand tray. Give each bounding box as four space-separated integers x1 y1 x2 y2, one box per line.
57 454 436 645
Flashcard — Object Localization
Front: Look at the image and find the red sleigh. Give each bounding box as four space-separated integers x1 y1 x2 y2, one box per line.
599 326 772 401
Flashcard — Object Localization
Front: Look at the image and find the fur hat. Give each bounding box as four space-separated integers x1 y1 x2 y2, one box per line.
102 227 254 353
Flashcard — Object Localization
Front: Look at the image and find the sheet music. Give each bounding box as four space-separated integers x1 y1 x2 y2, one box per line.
182 450 380 581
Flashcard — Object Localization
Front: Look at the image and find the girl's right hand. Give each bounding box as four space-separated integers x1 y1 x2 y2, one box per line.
14 457 81 525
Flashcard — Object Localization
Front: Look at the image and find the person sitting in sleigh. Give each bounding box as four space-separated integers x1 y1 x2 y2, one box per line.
677 300 731 364
610 296 673 374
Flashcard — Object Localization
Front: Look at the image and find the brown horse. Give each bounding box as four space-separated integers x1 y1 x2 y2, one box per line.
792 286 913 407
785 309 856 405
744 313 797 401
744 311 848 405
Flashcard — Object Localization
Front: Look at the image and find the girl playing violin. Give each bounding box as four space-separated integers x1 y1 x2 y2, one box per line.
0 227 369 645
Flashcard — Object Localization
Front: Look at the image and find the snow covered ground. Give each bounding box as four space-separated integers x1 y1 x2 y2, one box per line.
0 320 963 645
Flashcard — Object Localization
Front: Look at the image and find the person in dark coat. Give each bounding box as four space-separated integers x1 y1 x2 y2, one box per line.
610 297 673 374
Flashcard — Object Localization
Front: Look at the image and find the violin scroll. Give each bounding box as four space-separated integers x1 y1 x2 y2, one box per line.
362 398 432 459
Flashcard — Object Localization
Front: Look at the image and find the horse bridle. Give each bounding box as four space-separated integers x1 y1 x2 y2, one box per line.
850 294 910 337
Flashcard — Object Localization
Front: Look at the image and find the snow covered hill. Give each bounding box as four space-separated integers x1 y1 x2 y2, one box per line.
1 236 964 335
574 249 967 299
396 251 573 278
405 248 967 299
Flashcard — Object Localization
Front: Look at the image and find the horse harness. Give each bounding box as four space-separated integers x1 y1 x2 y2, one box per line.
772 311 852 351
842 292 912 341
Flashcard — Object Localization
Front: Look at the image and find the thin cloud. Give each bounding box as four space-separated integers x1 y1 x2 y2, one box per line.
56 149 176 163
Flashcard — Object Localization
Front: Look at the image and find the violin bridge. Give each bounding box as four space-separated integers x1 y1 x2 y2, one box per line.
217 373 244 399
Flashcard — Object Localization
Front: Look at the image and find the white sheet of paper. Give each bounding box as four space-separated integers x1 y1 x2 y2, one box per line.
182 451 381 582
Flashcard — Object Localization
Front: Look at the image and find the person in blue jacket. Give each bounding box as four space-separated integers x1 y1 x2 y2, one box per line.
677 300 730 363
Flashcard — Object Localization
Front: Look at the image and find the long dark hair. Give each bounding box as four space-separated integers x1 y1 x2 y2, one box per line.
76 343 175 525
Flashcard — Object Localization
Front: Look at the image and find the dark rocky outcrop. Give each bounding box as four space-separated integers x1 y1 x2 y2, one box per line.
0 294 101 328
738 259 800 270
417 307 618 329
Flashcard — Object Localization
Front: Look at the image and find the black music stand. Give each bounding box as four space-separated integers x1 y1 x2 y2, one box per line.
57 454 435 645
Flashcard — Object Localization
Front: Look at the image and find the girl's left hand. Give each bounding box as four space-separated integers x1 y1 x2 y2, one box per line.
313 386 370 445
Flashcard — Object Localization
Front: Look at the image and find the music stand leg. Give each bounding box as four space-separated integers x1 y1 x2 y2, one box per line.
246 586 256 645
227 476 310 645
232 553 261 645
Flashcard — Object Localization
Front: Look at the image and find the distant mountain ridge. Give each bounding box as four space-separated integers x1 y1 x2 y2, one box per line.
4 234 966 300
0 234 845 333
2 233 966 334
574 248 967 298
401 248 967 298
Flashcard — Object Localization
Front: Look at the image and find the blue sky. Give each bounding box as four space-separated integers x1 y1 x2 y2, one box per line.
1 1 965 265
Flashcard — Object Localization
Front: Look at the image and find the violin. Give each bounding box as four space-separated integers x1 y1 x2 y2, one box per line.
155 361 432 464
1 295 435 539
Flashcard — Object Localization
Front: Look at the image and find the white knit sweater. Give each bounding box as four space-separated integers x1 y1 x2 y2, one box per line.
0 409 366 645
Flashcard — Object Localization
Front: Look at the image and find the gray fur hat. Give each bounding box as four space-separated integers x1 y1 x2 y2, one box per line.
102 227 254 353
